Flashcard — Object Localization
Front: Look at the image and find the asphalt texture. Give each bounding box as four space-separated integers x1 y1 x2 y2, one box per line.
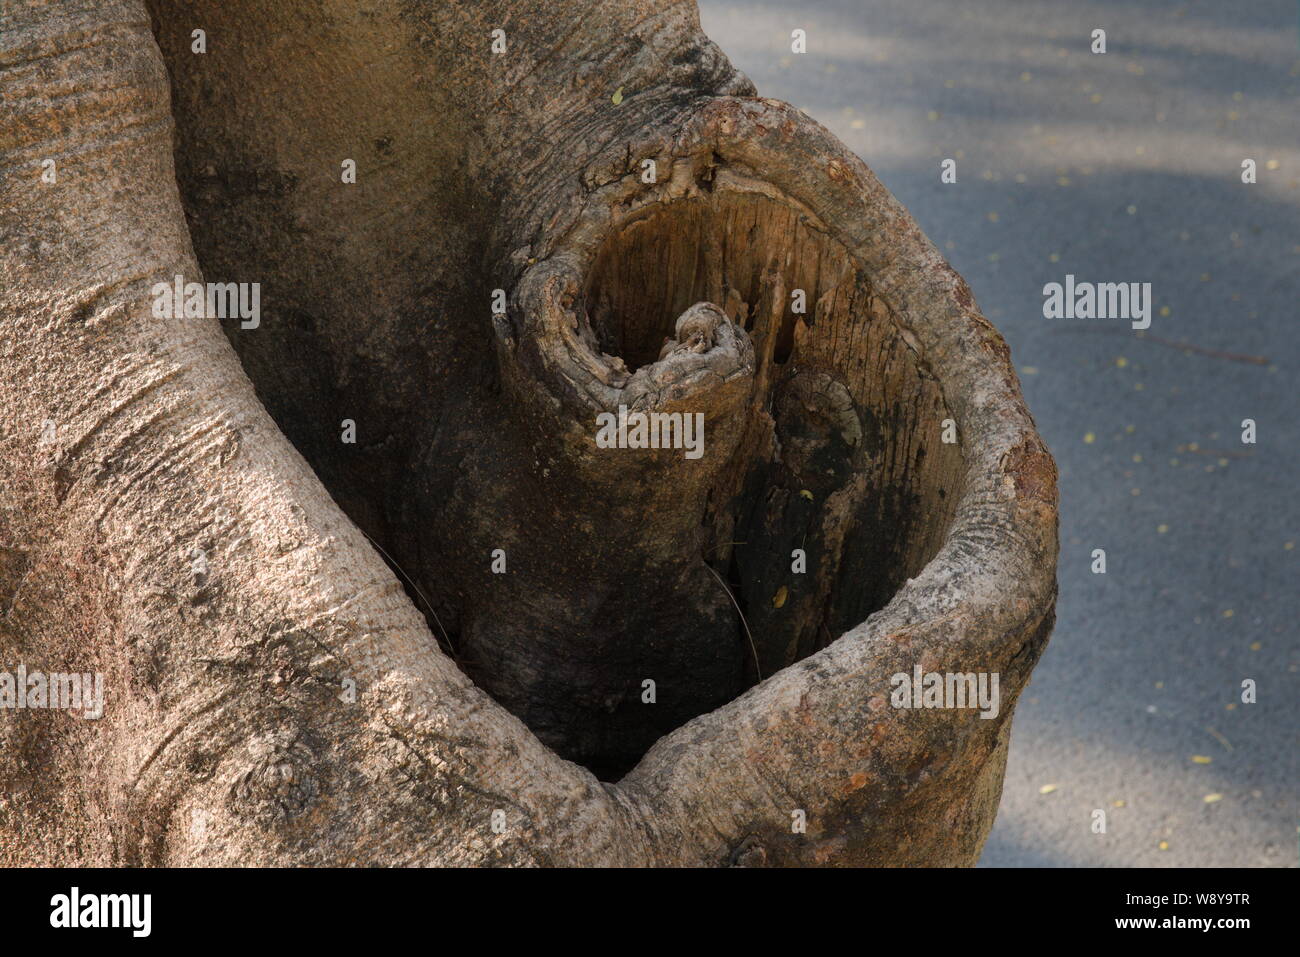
699 0 1298 867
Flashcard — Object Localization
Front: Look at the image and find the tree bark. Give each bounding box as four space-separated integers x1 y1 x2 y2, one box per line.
0 0 1058 865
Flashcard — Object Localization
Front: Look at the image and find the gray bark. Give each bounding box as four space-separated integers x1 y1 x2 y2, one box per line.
0 0 1057 865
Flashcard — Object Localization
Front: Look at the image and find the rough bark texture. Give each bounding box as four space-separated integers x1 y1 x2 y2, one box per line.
0 0 1058 865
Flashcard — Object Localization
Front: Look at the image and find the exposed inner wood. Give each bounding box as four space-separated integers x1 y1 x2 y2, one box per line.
583 189 965 691
220 183 968 781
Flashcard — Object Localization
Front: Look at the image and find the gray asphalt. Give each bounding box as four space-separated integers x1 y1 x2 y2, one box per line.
699 0 1298 867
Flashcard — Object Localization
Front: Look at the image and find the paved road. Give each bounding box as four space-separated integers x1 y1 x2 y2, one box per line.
699 0 1298 867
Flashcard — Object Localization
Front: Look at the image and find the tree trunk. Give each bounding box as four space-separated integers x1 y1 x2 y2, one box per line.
0 0 1058 865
